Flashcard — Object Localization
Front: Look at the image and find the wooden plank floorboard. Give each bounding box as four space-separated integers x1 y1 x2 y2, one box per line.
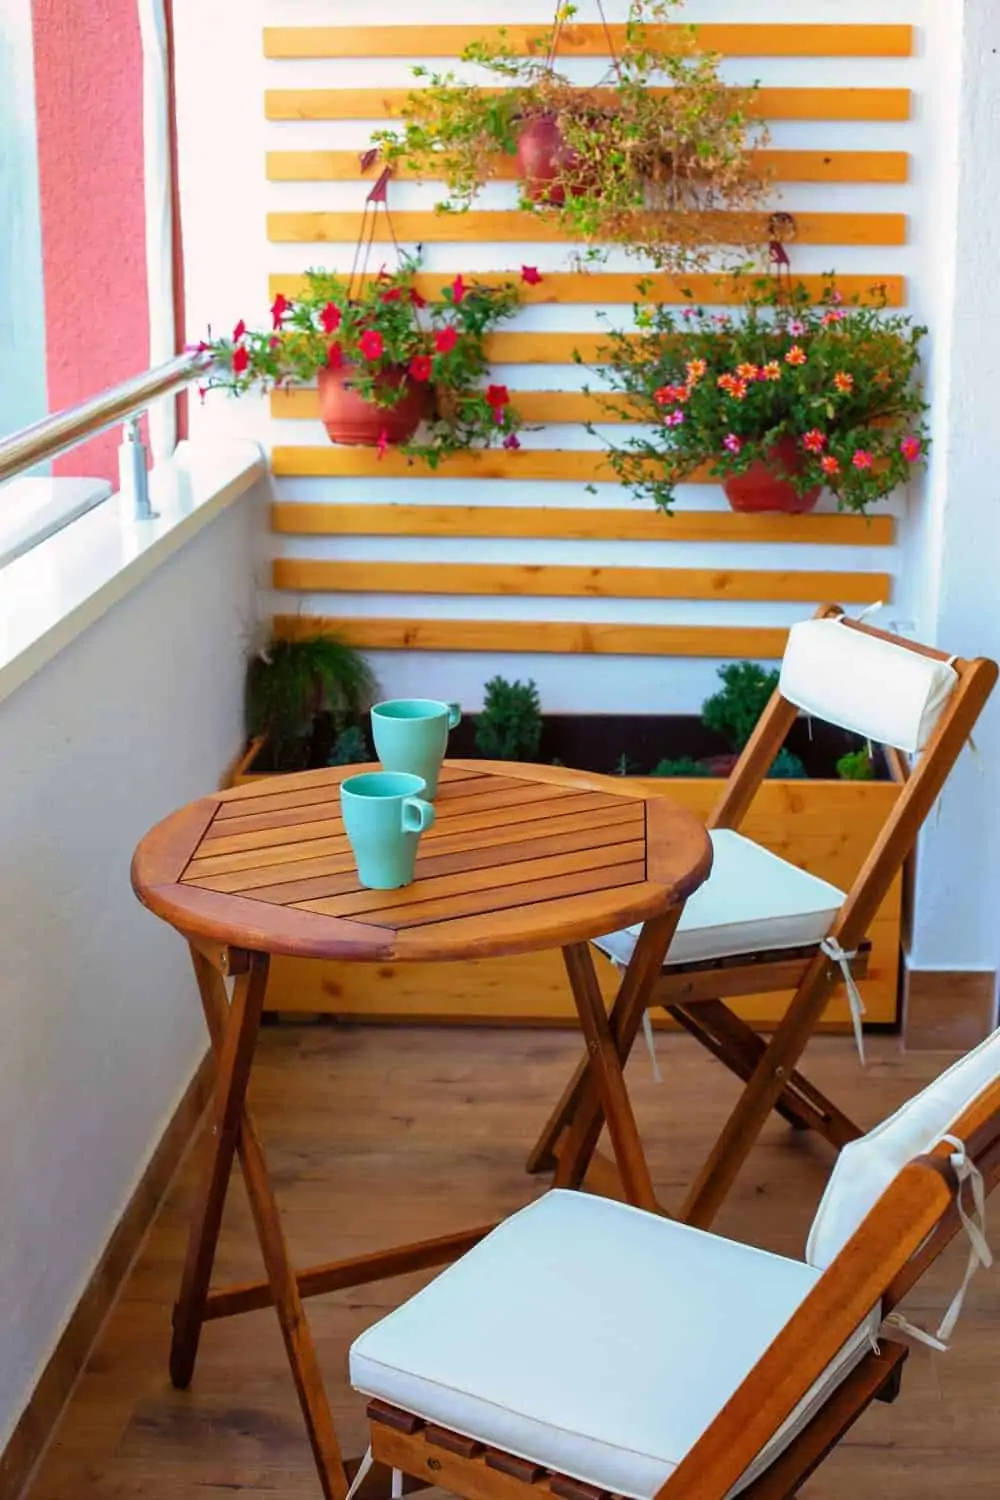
22 1029 1000 1500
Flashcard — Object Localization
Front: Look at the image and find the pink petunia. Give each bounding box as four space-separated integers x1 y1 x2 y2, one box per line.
321 302 342 334
900 435 922 463
435 326 458 355
802 428 827 454
270 293 290 330
376 428 390 461
450 274 467 305
666 409 685 427
231 345 249 375
788 319 806 336
503 432 521 450
723 433 742 455
852 449 874 470
232 319 246 342
520 265 543 286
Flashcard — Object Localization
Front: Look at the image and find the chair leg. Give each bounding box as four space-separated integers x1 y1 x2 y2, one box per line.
558 943 659 1211
181 947 350 1500
679 958 836 1229
668 998 863 1148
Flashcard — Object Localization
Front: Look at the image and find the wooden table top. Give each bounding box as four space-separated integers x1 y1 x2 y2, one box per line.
131 760 713 963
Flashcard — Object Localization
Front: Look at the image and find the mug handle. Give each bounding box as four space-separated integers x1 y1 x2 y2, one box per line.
447 701 462 729
402 796 436 834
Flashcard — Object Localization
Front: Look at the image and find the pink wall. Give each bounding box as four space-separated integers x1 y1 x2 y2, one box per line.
31 0 149 482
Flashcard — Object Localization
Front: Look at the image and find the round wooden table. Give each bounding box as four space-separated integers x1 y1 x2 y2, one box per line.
132 759 712 1500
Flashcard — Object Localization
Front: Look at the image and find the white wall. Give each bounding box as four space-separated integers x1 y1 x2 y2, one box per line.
0 488 261 1452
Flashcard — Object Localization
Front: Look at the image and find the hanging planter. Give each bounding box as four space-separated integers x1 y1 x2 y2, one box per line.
722 436 821 515
369 0 768 274
592 277 930 517
196 169 531 464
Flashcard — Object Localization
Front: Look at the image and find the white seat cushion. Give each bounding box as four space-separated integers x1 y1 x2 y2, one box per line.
350 1191 880 1500
807 1025 1000 1270
779 617 958 754
593 829 845 970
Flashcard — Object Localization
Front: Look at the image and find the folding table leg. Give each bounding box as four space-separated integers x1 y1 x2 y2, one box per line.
175 946 350 1500
559 943 658 1211
547 911 681 1196
679 957 836 1230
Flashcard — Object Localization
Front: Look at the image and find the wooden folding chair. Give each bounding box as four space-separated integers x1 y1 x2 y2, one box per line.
349 1027 1000 1500
527 606 997 1228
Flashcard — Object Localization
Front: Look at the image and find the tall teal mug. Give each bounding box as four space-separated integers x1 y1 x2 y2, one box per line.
370 698 462 798
339 771 435 890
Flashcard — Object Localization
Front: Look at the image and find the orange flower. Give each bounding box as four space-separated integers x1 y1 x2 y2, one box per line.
685 358 707 384
760 361 782 382
820 455 841 476
736 362 758 381
785 345 807 367
717 373 738 394
833 371 854 394
729 378 749 401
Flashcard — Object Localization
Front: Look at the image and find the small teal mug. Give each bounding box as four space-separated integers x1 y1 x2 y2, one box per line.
371 698 462 798
339 771 435 890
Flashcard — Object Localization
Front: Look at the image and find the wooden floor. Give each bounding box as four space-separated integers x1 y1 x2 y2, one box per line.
25 1026 1000 1500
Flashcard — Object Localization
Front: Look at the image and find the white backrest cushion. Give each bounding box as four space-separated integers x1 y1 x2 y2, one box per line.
807 1027 1000 1269
779 617 958 753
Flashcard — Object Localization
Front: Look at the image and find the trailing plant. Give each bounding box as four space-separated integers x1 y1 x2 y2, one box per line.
591 276 930 513
836 747 876 781
475 676 543 760
199 255 526 465
702 662 779 750
246 635 376 773
328 724 371 767
370 0 767 273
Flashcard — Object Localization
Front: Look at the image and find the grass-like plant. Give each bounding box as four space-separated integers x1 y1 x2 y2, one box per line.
246 636 377 773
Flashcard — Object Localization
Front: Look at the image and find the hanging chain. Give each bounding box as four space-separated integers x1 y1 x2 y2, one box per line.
545 0 623 84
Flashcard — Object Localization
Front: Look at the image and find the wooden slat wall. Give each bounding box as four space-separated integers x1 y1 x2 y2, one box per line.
264 14 914 678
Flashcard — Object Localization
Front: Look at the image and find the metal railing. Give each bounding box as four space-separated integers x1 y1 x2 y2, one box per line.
0 352 207 520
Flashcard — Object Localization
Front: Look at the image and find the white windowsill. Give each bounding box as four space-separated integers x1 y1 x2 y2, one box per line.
0 440 266 709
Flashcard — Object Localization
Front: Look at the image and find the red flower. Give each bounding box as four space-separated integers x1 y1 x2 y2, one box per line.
820 454 841 477
852 449 874 470
232 319 246 342
326 342 344 370
802 429 827 454
194 340 211 354
269 335 281 351
381 287 403 303
435 326 458 355
486 384 510 409
197 386 208 404
320 302 342 334
503 432 521 450
376 428 390 461
521 265 543 286
270 294 290 330
409 287 427 308
900 435 922 463
231 345 249 375
409 354 432 382
450 274 467 305
359 329 384 361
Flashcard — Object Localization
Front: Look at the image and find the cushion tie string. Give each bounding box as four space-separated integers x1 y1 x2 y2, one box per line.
345 1448 374 1500
819 937 866 1066
880 1134 992 1352
642 1009 663 1084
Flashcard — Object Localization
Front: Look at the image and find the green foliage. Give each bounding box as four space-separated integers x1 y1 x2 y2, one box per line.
836 747 876 781
593 276 929 515
328 724 370 767
370 0 767 274
650 756 714 778
702 663 780 750
200 254 523 465
246 635 376 773
474 676 543 761
767 747 808 780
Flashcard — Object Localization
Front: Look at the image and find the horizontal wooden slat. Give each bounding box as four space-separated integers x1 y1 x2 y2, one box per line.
272 388 639 424
272 559 891 605
265 87 911 124
266 271 906 308
265 149 910 186
264 25 913 60
275 614 791 659
267 209 907 248
271 447 683 481
270 502 896 547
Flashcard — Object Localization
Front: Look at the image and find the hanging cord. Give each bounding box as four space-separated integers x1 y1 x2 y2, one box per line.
347 166 403 301
545 1 623 83
819 937 866 1067
881 1134 992 1351
345 1448 374 1500
641 1009 663 1083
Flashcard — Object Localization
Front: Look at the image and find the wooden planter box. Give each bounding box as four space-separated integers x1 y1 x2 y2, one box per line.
227 744 902 1032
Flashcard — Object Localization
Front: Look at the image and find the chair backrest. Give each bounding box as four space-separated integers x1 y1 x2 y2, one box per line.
778 614 959 754
807 1026 1000 1268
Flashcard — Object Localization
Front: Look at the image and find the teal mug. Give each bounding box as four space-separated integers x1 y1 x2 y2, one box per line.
371 698 462 798
339 772 435 890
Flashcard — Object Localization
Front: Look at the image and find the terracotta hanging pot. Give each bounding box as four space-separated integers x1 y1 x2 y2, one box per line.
317 364 432 447
722 435 821 514
515 114 576 205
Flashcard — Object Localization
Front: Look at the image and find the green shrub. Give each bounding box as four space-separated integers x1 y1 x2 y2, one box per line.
701 662 780 750
767 747 808 780
328 725 370 766
650 756 714 778
474 676 543 760
836 747 875 781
